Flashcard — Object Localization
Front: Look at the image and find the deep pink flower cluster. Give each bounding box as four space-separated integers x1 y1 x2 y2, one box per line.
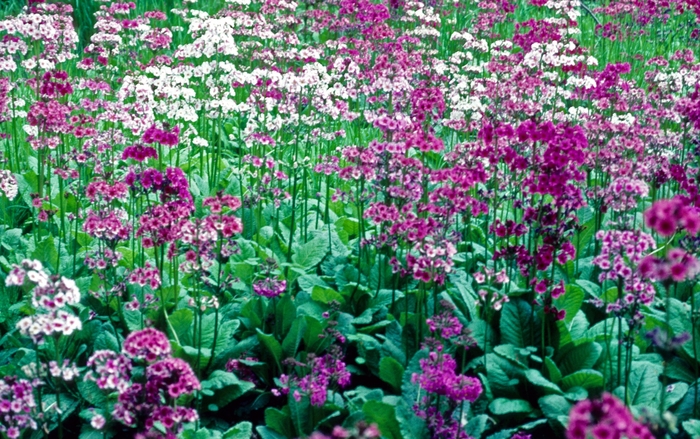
566 393 653 439
309 422 381 439
127 263 161 289
86 328 200 437
122 144 158 162
644 197 700 237
639 248 700 282
85 350 132 393
0 377 40 439
122 327 171 362
39 70 72 98
412 352 483 403
83 209 131 241
606 177 649 212
85 180 129 203
141 123 179 147
278 346 351 407
253 278 287 298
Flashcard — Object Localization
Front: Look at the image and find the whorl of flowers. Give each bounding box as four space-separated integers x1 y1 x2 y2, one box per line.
6 259 82 343
122 327 172 362
639 248 700 282
644 197 700 237
0 377 40 439
0 169 18 200
412 352 483 403
86 328 200 437
277 345 351 407
566 393 654 439
606 177 649 212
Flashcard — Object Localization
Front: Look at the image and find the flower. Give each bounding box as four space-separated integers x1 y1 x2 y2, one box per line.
567 393 653 439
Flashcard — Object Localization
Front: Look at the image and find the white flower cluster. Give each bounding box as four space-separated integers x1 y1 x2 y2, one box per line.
0 169 17 200
6 259 82 344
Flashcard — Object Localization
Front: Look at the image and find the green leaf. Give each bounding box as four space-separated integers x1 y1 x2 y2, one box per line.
554 285 584 323
201 370 255 408
379 357 405 393
275 295 297 336
78 381 107 407
256 426 287 439
363 400 403 439
575 216 597 256
264 408 294 437
32 235 58 272
675 379 700 419
311 285 345 304
289 393 312 436
561 370 604 391
616 361 662 407
489 398 534 415
544 357 563 384
539 395 572 422
682 419 700 438
257 329 283 370
524 369 563 395
181 427 222 439
558 342 602 376
665 382 688 410
223 422 253 439
396 402 427 438
79 425 110 439
169 309 194 345
466 414 492 438
282 317 306 357
575 279 600 297
292 236 329 269
500 299 539 349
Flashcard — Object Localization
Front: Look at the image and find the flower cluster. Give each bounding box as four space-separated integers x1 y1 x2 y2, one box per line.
6 259 82 344
277 345 351 407
0 169 17 199
86 328 200 438
412 352 483 403
567 393 653 439
644 198 700 237
0 377 40 439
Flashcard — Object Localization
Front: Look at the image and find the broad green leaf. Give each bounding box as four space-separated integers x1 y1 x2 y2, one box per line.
264 408 294 438
282 317 306 357
257 426 288 439
466 414 492 438
524 369 563 395
500 299 540 349
223 421 253 439
675 380 700 419
614 361 662 407
311 285 345 304
682 419 700 438
489 398 534 415
169 308 194 345
292 236 329 269
289 393 312 436
363 400 402 439
554 285 584 323
78 381 107 407
201 370 255 408
545 357 563 384
257 329 283 370
561 370 604 391
558 342 602 376
379 356 404 393
539 394 572 421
